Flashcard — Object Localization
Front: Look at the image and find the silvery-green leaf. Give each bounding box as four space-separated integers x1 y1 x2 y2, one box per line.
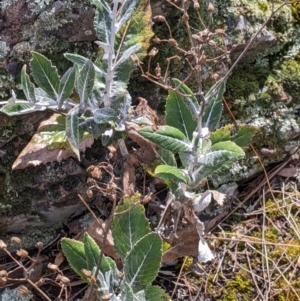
93 108 117 124
113 44 141 71
116 0 141 32
30 51 59 100
203 82 226 132
64 53 106 76
198 236 215 262
166 78 200 141
139 126 191 153
57 67 76 108
155 165 189 184
91 0 112 45
76 60 95 105
193 190 212 213
124 233 162 291
157 148 177 167
34 88 57 105
0 103 39 116
66 105 80 160
21 65 36 103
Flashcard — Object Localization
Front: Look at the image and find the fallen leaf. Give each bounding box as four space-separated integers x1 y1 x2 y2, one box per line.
211 190 226 206
276 167 298 178
12 114 94 170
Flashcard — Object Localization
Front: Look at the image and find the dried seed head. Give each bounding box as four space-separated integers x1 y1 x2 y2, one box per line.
148 47 159 57
35 278 45 287
208 2 214 13
56 274 70 285
193 0 200 10
215 28 225 35
153 15 166 22
0 270 8 287
130 54 139 64
182 13 189 22
168 38 178 47
18 285 29 296
211 73 220 81
155 63 161 77
11 237 21 244
16 249 28 259
199 52 207 63
0 240 7 250
47 263 59 272
208 40 216 46
81 268 92 277
153 37 162 44
35 242 43 250
118 271 124 280
86 189 93 199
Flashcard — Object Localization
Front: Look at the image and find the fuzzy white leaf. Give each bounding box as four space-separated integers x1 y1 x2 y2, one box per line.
198 236 215 262
113 44 141 71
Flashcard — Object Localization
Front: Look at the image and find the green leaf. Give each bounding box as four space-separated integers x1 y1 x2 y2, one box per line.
112 198 151 260
21 65 36 103
199 141 244 166
83 233 100 271
93 108 117 124
124 233 162 291
117 0 141 32
60 238 88 281
64 53 105 77
191 141 244 187
165 88 197 140
57 67 76 108
139 126 191 153
91 0 112 46
76 59 95 105
157 148 177 167
210 125 231 144
30 51 59 100
203 82 226 132
0 103 42 116
168 78 200 125
66 106 80 160
120 282 136 301
144 285 170 301
230 125 257 149
155 165 189 184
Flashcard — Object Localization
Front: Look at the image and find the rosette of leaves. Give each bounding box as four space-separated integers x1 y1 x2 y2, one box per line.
138 79 255 262
61 198 168 301
0 0 153 160
138 78 256 198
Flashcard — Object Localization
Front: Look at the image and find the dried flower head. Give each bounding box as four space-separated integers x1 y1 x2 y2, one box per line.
0 270 8 287
11 237 21 244
56 274 70 285
16 249 28 259
47 263 59 272
148 47 159 58
86 189 93 199
153 37 162 44
18 285 29 296
208 2 214 13
182 13 189 22
35 241 44 250
168 38 178 47
0 240 7 250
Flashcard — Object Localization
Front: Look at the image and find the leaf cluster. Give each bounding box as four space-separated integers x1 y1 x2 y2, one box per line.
61 198 168 301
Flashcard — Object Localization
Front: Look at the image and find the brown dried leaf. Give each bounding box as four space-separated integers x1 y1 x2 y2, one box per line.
276 167 298 178
85 219 120 261
12 114 94 170
211 190 226 206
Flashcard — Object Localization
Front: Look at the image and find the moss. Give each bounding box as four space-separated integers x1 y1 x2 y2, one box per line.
222 268 252 301
280 58 300 102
